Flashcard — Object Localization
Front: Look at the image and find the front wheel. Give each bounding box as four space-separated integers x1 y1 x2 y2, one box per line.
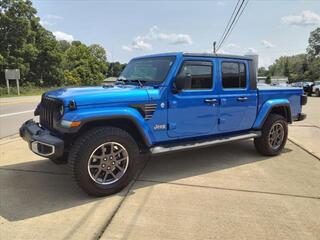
69 127 139 196
254 114 288 156
49 153 68 164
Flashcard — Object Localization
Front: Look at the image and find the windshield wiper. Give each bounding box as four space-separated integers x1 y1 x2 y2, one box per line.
115 78 146 87
126 79 146 87
115 77 126 85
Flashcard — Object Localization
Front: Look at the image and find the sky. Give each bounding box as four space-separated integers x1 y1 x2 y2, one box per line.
33 0 320 67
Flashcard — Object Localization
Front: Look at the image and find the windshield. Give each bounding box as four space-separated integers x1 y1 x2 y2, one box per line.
119 56 176 85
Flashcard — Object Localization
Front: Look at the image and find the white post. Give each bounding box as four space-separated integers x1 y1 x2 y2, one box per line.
16 79 20 95
6 78 10 94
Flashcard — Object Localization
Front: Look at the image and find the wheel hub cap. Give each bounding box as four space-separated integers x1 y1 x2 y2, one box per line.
87 142 129 185
268 123 284 150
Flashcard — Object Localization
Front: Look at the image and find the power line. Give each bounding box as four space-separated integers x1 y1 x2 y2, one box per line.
217 0 249 51
217 0 245 50
216 0 241 50
220 0 250 51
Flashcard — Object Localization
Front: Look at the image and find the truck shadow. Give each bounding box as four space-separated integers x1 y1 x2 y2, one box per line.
0 140 292 221
136 140 292 184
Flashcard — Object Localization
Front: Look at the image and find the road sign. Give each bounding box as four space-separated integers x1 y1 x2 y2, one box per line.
5 69 21 95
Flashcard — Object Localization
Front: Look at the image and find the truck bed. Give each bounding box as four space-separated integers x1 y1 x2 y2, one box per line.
258 86 303 119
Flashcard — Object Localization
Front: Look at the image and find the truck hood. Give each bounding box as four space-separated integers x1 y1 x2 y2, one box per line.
45 86 150 107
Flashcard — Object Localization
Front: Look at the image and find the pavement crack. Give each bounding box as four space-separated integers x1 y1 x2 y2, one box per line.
137 179 320 200
96 157 151 239
288 138 320 161
0 167 69 176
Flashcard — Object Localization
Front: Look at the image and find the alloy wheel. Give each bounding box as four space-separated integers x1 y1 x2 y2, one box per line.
87 142 129 185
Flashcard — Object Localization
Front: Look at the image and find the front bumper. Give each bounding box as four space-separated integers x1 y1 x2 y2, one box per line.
20 120 64 158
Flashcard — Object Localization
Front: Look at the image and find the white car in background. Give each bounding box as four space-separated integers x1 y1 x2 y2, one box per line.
312 81 320 96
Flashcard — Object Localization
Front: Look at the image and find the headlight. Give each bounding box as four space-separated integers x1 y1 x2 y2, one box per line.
59 105 64 116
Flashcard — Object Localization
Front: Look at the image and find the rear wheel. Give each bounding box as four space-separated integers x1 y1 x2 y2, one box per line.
69 127 139 196
316 89 320 97
254 114 288 156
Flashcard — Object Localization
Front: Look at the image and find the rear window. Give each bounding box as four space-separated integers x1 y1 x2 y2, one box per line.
222 62 247 89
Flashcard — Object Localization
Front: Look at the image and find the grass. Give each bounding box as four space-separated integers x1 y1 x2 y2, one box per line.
0 86 58 98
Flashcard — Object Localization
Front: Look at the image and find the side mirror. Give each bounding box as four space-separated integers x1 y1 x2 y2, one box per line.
173 74 192 93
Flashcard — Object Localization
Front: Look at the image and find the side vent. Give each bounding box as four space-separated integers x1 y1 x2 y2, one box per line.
144 104 157 120
130 103 157 120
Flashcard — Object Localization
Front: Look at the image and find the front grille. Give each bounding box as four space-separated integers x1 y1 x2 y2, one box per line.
39 96 63 130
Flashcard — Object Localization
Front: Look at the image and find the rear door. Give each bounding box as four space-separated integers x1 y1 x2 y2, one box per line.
218 59 257 132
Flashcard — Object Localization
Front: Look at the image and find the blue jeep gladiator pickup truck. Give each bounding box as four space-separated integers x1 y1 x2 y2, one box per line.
20 52 307 196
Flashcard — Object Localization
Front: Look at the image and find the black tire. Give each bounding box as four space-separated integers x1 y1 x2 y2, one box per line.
139 152 151 163
254 114 288 156
49 153 68 164
69 127 139 196
316 89 320 97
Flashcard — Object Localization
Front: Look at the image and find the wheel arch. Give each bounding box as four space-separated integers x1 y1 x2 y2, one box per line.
253 100 292 129
77 116 153 150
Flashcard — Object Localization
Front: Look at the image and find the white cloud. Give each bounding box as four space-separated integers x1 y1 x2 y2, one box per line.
261 40 275 48
217 1 226 6
245 47 258 55
39 14 63 26
39 20 54 26
122 45 133 52
217 49 230 54
149 26 192 45
122 25 192 52
46 14 63 20
281 10 320 26
225 43 239 49
259 56 275 68
132 37 152 50
53 31 74 42
157 32 192 45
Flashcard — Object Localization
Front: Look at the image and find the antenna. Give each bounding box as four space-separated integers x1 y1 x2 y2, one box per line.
213 41 216 54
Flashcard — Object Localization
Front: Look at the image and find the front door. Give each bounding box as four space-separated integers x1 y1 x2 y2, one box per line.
167 59 219 138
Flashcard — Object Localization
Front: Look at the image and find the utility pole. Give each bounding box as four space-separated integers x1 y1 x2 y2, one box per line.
213 41 216 54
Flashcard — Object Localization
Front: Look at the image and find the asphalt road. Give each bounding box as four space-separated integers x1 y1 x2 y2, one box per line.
0 96 40 138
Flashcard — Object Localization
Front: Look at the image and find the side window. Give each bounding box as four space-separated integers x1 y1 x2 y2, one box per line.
222 62 247 89
177 61 213 90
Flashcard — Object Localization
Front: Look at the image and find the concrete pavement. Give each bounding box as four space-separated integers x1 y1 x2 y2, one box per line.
0 96 319 240
0 137 129 240
289 97 320 158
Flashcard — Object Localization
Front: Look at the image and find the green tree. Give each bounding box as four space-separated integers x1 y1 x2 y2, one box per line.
63 43 108 86
107 62 126 77
258 67 269 77
0 0 63 86
307 27 320 59
0 0 38 83
1 0 110 88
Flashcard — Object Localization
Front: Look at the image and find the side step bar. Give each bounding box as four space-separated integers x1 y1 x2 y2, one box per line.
150 131 261 155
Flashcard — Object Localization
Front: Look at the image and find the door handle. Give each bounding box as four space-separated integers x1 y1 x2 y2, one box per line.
237 97 248 102
204 99 218 104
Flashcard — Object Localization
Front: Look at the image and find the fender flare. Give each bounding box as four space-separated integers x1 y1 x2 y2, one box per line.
253 99 291 129
60 107 154 146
